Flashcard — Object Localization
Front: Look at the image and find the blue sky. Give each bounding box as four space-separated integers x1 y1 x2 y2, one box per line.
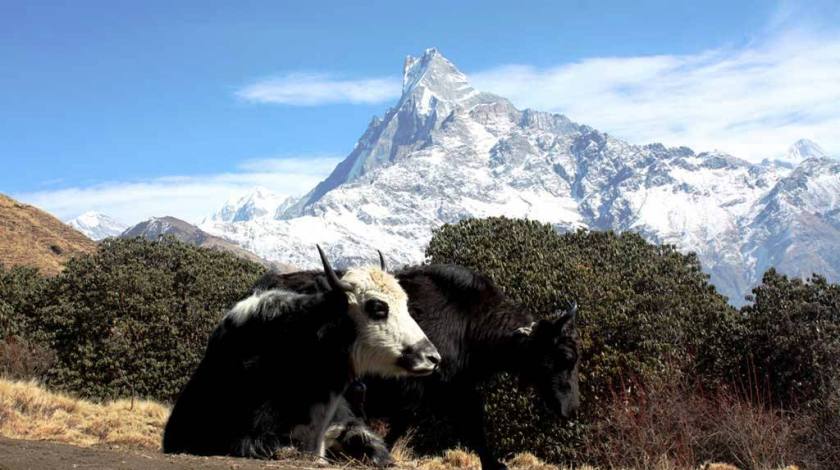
3 0 839 224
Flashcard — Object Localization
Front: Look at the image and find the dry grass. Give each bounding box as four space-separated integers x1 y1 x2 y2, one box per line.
0 378 799 470
0 193 96 275
584 376 814 470
0 378 168 450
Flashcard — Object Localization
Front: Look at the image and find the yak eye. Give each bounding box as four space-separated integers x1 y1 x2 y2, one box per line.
559 348 577 363
364 299 389 320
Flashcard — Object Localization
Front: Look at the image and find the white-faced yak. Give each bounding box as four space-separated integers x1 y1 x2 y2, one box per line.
259 262 580 470
162 246 440 461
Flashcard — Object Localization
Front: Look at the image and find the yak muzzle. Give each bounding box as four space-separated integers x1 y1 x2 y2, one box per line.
397 339 441 376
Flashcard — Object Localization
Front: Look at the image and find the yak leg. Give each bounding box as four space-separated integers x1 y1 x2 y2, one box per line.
445 385 507 470
325 397 394 467
383 416 411 448
290 394 341 459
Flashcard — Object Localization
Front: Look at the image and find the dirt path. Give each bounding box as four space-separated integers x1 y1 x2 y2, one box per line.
0 437 334 470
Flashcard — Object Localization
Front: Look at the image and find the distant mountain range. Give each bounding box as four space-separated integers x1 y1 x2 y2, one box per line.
61 211 294 272
53 49 839 305
120 216 296 272
194 48 840 306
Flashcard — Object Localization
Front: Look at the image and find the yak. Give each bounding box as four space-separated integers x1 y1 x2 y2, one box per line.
258 262 580 470
162 246 441 461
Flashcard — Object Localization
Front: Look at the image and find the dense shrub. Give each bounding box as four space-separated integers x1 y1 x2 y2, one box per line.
0 264 53 380
36 237 264 402
0 264 48 340
422 217 736 462
707 269 840 408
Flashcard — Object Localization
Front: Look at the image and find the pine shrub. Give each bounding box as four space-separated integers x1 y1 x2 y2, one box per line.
423 217 736 462
36 237 264 402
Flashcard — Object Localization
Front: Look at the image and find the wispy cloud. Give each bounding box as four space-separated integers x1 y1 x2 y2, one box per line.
237 12 839 161
237 73 400 106
469 29 840 161
14 156 342 226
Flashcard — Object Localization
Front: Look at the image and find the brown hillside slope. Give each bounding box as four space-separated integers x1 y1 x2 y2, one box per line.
0 194 96 275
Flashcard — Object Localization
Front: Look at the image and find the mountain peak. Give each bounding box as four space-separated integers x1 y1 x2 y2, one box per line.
401 48 476 104
73 210 109 224
786 139 827 163
66 211 127 240
281 48 490 217
209 186 289 223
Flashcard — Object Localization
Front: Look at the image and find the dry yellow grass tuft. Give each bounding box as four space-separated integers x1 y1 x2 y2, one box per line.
417 449 480 470
390 432 415 462
412 449 584 470
0 378 168 450
506 452 592 470
700 464 740 470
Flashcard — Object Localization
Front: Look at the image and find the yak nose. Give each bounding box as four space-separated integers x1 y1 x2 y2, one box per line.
418 339 441 369
426 351 441 367
398 339 441 376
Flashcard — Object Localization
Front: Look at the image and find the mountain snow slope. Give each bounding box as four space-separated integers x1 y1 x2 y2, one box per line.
66 211 127 241
206 187 293 223
200 48 839 306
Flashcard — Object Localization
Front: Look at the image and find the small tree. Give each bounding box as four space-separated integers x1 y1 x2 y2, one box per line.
710 269 840 408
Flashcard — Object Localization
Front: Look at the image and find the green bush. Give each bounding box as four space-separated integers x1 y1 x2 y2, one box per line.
0 263 48 340
0 264 53 380
708 269 840 408
36 236 264 402
422 217 736 462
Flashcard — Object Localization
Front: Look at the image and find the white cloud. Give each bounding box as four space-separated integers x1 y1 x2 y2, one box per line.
469 29 840 161
238 27 840 162
14 156 342 226
237 73 400 106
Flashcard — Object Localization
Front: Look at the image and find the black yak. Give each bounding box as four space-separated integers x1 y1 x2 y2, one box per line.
260 263 580 470
162 247 440 460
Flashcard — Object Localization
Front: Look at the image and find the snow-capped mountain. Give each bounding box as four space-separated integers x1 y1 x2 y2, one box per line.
785 139 827 164
207 187 293 223
744 157 840 290
66 211 127 240
200 48 839 305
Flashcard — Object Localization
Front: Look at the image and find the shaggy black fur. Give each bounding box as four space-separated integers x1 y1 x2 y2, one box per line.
258 264 580 470
162 288 355 458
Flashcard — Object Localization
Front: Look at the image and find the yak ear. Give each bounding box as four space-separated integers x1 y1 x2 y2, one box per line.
513 321 536 338
555 302 578 333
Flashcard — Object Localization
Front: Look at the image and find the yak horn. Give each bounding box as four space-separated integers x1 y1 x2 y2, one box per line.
377 250 387 271
317 245 352 292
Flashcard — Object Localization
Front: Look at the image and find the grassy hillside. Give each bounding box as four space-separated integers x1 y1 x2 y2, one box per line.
0 194 96 275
